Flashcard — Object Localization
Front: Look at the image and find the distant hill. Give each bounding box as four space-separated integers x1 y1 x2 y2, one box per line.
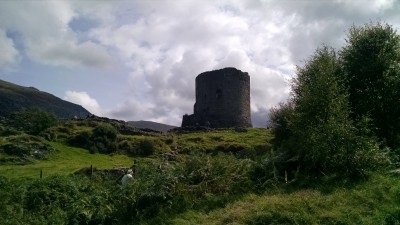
128 120 177 132
0 79 90 118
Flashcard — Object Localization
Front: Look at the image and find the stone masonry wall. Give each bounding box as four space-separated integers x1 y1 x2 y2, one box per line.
181 67 252 128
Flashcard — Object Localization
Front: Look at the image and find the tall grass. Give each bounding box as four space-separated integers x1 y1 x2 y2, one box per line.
171 173 400 225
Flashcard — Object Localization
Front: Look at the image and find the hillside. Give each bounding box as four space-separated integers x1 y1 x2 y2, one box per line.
0 79 90 118
128 120 177 132
0 118 399 224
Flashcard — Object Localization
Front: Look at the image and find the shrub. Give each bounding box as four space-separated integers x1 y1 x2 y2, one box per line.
10 108 58 135
0 126 20 137
68 130 91 148
89 123 118 154
133 138 169 156
1 135 55 162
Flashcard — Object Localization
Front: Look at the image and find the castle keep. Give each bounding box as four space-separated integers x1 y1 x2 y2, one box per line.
181 67 252 128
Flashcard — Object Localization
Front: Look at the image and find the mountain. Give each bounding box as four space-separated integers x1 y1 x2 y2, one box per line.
127 120 177 132
0 79 90 118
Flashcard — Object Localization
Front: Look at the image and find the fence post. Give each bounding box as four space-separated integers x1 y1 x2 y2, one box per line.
40 169 43 179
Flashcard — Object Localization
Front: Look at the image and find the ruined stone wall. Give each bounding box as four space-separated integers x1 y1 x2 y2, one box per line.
181 67 252 128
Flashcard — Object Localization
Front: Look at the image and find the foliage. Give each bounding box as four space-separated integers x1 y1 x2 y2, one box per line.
135 138 167 156
117 136 171 157
0 135 55 164
177 153 254 197
89 123 118 154
340 22 400 149
2 169 400 224
67 130 91 148
271 45 389 178
67 123 119 154
0 116 399 225
9 108 58 135
269 23 400 177
269 102 294 146
171 173 400 225
0 175 117 225
0 151 256 225
0 125 21 137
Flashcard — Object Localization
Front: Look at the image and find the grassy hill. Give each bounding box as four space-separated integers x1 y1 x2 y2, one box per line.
0 79 90 118
0 117 399 225
0 142 134 178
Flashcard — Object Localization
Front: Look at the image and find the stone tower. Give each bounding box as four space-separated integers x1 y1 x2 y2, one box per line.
181 67 252 128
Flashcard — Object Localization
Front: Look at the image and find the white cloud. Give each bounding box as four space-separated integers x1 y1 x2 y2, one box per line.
87 0 297 126
2 0 400 127
64 91 103 116
0 1 113 69
0 29 19 68
28 40 113 68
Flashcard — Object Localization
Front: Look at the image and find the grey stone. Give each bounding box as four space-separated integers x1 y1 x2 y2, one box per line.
181 67 252 128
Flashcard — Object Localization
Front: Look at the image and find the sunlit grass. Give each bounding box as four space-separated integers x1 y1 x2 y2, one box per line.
0 142 134 178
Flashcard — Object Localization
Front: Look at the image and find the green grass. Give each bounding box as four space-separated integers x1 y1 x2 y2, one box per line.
0 142 134 178
1 122 400 224
175 128 272 153
170 173 400 225
0 127 272 179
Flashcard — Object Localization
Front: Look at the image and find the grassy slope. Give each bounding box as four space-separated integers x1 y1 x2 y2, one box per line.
175 128 272 153
1 126 399 224
172 174 400 225
0 142 134 178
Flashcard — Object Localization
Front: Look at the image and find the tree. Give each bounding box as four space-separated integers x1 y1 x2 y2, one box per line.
12 108 58 135
269 102 294 147
340 22 400 149
271 46 388 177
291 46 356 175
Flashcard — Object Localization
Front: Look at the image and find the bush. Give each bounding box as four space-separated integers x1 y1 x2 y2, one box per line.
67 123 119 154
89 123 118 154
10 108 58 135
133 138 169 156
68 130 91 148
1 135 55 162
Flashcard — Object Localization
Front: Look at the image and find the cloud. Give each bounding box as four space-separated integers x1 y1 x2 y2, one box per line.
0 29 19 69
28 40 113 68
0 0 113 69
108 98 184 125
88 0 297 126
64 91 102 116
2 0 400 127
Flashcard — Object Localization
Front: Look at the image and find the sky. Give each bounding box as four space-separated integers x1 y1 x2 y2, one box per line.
0 0 399 127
